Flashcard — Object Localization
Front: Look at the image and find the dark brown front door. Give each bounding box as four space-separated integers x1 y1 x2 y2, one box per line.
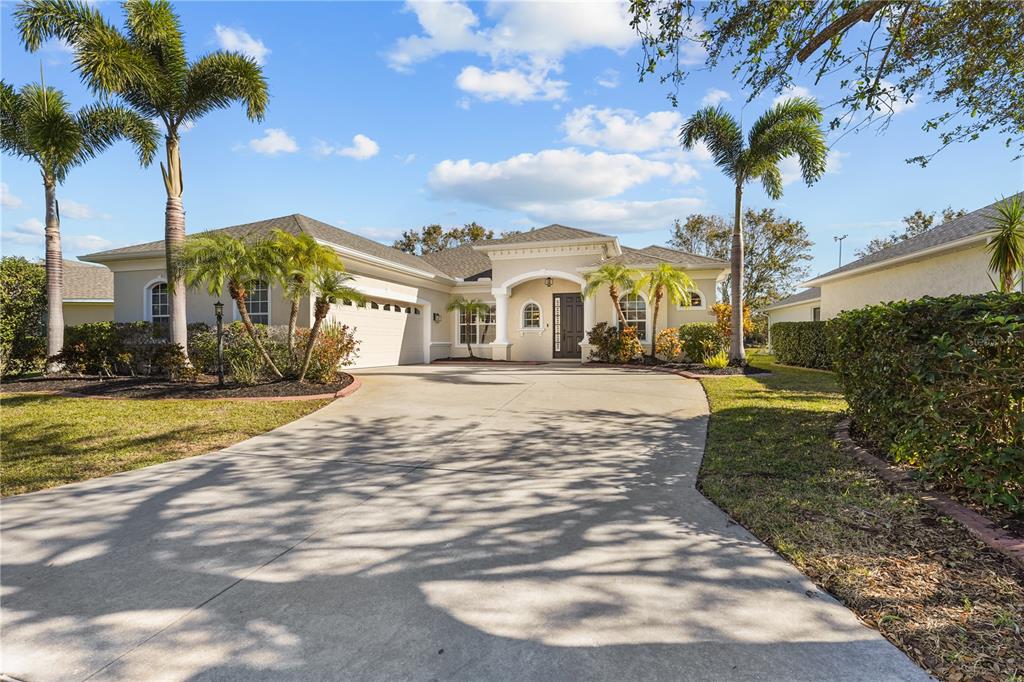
553 293 584 358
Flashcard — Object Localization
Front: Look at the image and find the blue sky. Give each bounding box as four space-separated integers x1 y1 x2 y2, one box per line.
2 1 1021 281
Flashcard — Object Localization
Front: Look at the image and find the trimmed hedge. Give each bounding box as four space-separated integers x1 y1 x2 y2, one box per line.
830 293 1024 514
771 321 832 369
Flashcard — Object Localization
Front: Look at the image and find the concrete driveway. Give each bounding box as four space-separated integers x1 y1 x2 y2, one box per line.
1 364 926 681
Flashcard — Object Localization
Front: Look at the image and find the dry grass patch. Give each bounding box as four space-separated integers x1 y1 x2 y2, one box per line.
699 355 1024 681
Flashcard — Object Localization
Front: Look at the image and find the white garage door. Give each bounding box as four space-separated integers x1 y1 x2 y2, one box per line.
329 300 425 368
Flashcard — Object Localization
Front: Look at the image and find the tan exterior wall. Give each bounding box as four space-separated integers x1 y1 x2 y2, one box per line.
666 276 720 327
506 277 579 362
819 244 991 319
766 300 820 326
63 302 114 326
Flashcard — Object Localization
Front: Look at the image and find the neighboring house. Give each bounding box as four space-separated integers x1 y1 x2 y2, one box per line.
82 215 728 368
63 260 114 326
763 287 820 345
763 193 1020 337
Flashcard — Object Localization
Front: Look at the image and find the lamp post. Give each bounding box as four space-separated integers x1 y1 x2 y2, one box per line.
214 301 225 387
834 234 848 267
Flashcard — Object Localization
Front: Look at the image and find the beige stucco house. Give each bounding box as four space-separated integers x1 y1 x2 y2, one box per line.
63 260 114 326
82 215 728 368
763 193 1019 337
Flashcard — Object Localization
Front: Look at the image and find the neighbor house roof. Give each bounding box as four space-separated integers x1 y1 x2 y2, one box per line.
804 193 1022 286
64 260 113 301
82 214 453 280
477 224 612 246
763 287 821 312
418 243 493 281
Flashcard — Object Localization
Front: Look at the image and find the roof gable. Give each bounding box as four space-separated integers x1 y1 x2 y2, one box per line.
479 224 612 246
418 243 493 280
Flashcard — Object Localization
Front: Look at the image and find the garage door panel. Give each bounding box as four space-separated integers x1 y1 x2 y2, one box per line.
330 302 423 368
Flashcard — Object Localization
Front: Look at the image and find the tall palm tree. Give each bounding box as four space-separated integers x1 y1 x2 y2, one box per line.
583 262 639 326
0 79 157 369
298 271 363 383
177 233 283 378
635 263 697 359
270 230 345 353
682 99 827 363
446 297 492 358
18 0 269 359
985 195 1024 293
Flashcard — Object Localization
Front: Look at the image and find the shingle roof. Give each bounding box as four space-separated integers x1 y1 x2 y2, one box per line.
638 245 729 267
764 287 821 311
418 243 493 280
83 214 452 279
479 224 612 245
809 193 1023 282
64 260 113 300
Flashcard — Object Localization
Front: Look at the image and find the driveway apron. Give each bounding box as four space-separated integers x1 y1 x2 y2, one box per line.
0 364 927 681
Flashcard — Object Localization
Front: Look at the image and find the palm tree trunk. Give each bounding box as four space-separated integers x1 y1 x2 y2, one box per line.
43 177 64 372
609 284 627 325
649 288 662 359
162 134 189 361
298 313 324 383
287 298 300 353
235 294 284 378
730 184 746 364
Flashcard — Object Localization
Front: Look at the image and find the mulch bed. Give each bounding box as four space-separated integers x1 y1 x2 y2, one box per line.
0 373 354 400
661 362 768 376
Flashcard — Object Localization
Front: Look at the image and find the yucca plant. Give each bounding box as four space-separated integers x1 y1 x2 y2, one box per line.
682 98 827 363
985 195 1024 293
18 0 269 357
0 78 157 368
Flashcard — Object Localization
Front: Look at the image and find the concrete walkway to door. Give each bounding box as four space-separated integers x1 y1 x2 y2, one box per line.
1 365 927 681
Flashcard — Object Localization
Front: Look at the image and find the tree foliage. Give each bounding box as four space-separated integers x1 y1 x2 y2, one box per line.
0 256 46 373
856 206 966 257
393 222 494 254
670 209 812 309
630 0 1024 164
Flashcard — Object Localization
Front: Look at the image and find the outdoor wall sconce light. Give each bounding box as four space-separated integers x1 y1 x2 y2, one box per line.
544 277 553 287
432 312 442 323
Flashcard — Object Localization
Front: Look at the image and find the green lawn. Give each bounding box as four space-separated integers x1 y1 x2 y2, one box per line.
699 354 1024 682
1 394 329 496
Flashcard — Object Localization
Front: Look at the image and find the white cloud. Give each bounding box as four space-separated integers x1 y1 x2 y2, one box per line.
16 217 45 237
1 218 116 254
878 79 916 114
314 134 380 160
773 85 814 105
427 147 699 231
700 88 731 107
456 97 472 110
779 149 848 186
214 25 270 65
1 183 24 209
65 234 116 253
596 68 620 89
60 199 111 220
456 65 567 103
395 153 417 164
672 162 700 184
562 106 682 153
248 129 298 155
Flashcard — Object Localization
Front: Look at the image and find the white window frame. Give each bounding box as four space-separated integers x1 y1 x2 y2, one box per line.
675 290 705 310
618 292 650 341
459 305 495 345
142 277 169 322
519 300 542 331
233 280 271 325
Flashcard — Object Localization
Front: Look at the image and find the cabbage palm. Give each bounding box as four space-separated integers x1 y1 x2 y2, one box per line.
177 233 283 379
682 99 827 363
635 263 697 359
270 230 345 353
985 195 1024 293
446 297 492 358
299 271 363 382
18 0 269 358
583 263 639 326
0 79 157 368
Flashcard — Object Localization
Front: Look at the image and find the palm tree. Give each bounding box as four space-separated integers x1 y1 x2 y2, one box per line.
446 297 492 358
270 230 345 353
635 263 697 359
299 271 363 382
177 233 283 379
985 195 1024 293
583 263 639 326
18 0 269 359
0 78 157 369
682 99 827 363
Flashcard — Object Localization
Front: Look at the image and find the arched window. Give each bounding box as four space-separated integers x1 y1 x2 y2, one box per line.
619 294 647 340
521 302 541 329
148 282 169 337
678 291 703 309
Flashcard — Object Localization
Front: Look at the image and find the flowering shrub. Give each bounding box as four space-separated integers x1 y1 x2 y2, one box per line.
294 323 359 383
655 327 682 361
586 322 643 363
711 302 753 345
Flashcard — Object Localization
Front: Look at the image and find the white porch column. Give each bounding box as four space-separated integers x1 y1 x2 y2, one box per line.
579 294 596 362
491 290 513 360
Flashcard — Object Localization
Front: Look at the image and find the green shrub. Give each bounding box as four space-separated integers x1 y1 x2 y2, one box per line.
586 322 643 363
655 327 682 361
771 321 832 369
702 349 729 369
295 323 359 383
151 344 198 382
0 256 46 375
830 293 1024 514
57 322 161 375
677 322 723 363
